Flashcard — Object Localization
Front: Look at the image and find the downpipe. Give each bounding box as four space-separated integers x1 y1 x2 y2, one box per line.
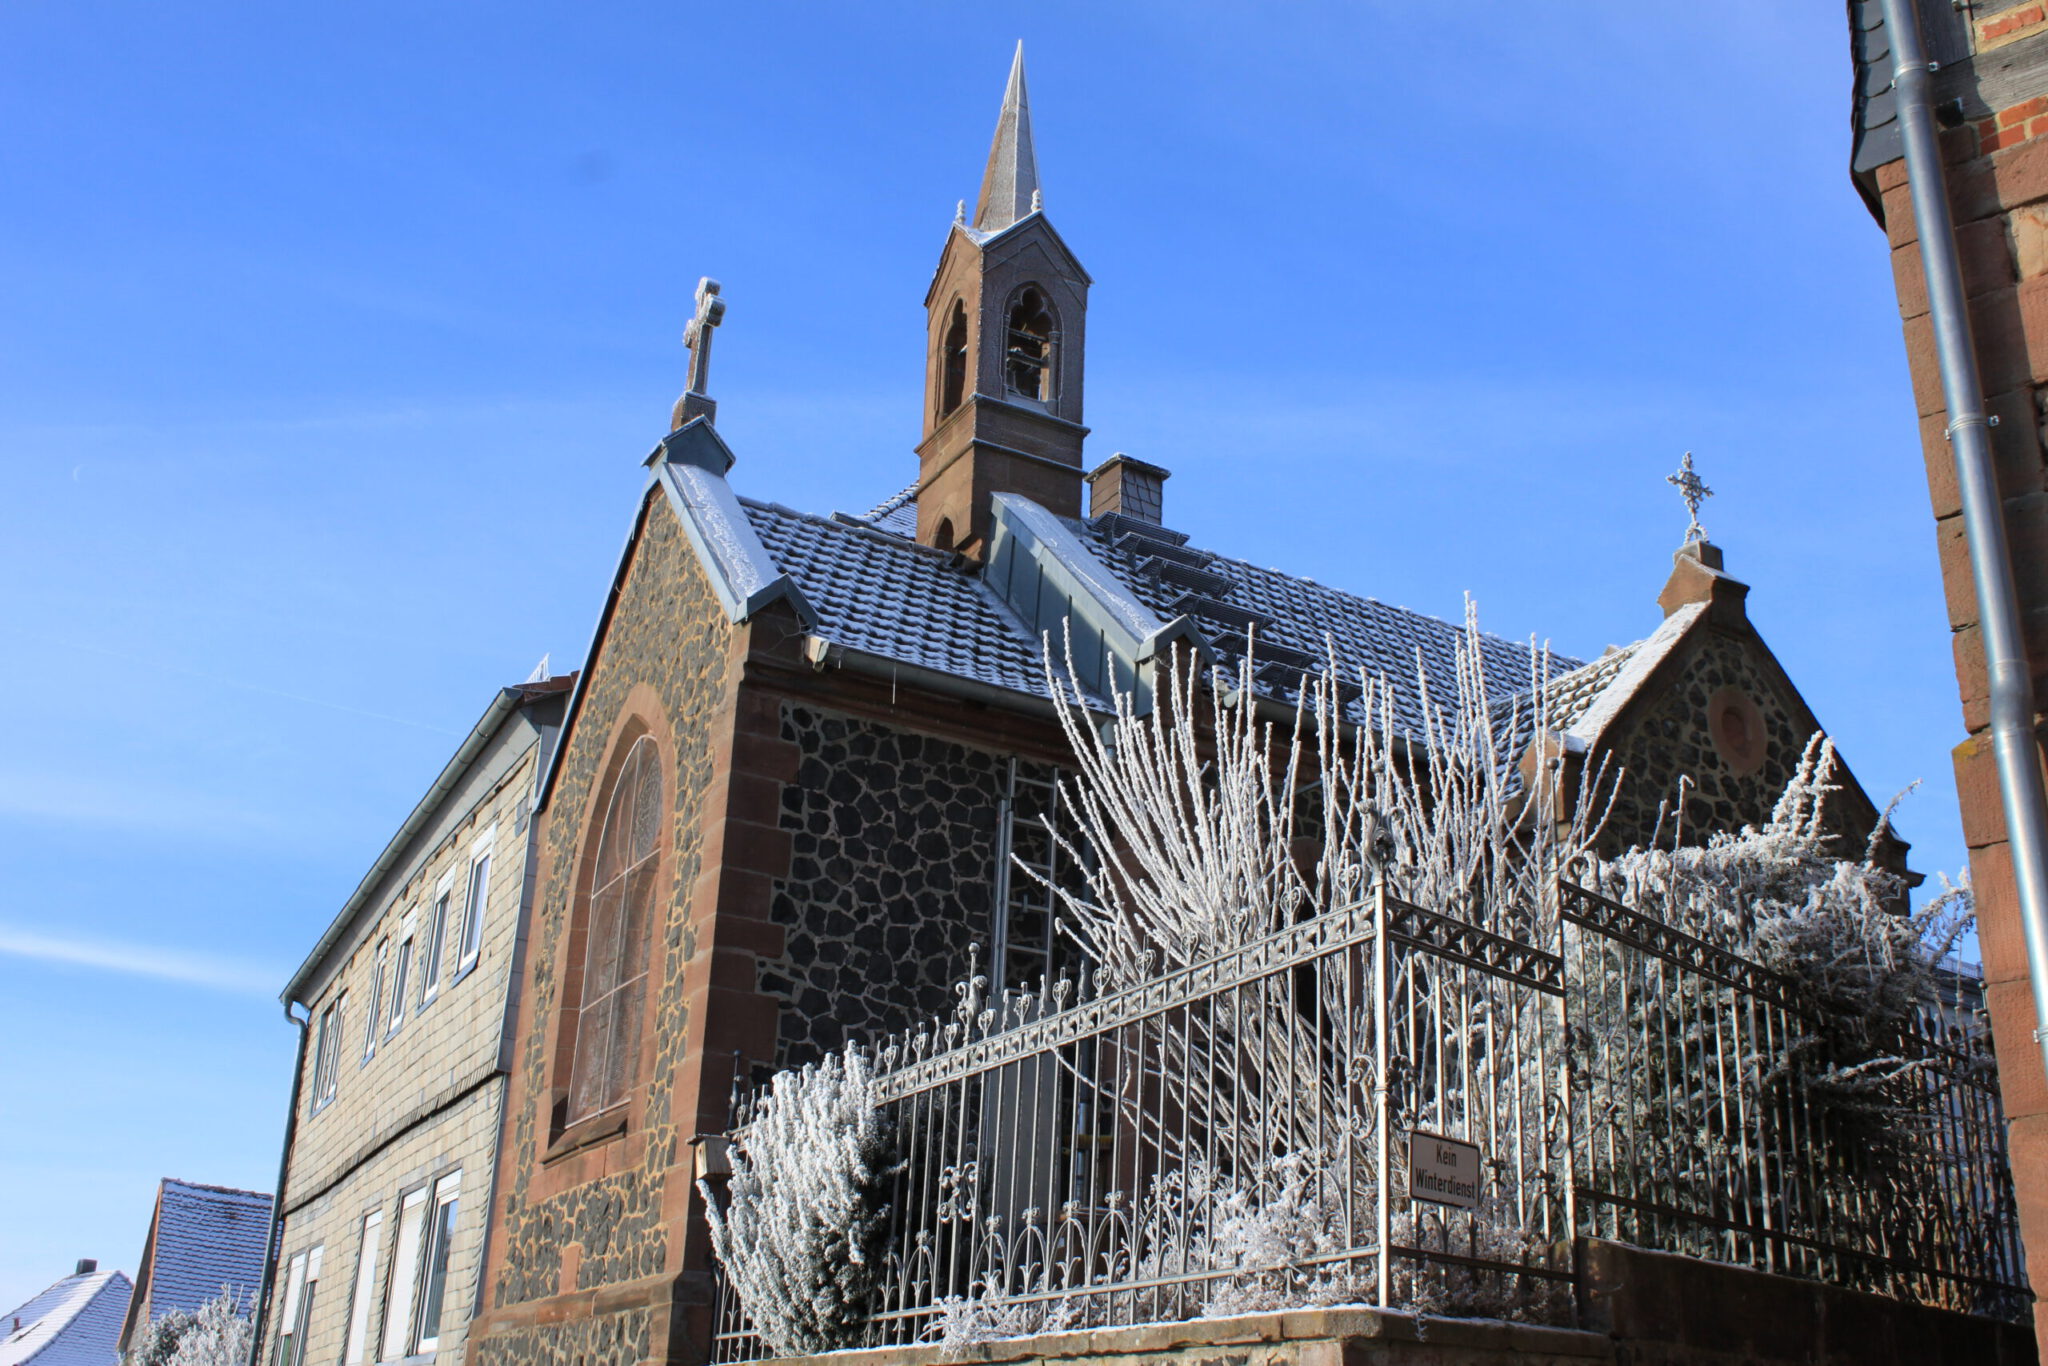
248 1001 311 1366
1880 0 2048 1084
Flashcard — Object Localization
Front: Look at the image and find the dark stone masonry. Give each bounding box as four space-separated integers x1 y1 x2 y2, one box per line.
1601 632 1828 856
475 503 730 1358
763 704 1005 1066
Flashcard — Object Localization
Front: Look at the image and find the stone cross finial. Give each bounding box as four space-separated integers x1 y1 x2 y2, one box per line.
672 276 727 429
1666 450 1713 544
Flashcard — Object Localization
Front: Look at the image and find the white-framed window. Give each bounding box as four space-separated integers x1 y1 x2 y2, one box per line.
310 993 346 1115
412 1170 462 1353
455 828 495 979
379 1187 429 1363
361 941 388 1064
386 924 415 1038
340 1209 382 1366
272 1243 322 1366
420 874 454 1005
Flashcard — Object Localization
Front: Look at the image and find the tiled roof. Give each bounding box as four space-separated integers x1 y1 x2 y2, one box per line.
138 1180 273 1321
1 1269 131 1366
745 500 1058 697
1076 515 1580 734
817 493 1581 736
861 486 919 539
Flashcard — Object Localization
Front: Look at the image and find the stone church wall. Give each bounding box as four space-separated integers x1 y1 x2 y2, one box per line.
473 501 733 1366
761 702 1006 1067
1598 630 1832 856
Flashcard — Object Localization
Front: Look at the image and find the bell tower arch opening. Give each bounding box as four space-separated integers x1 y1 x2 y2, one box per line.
913 44 1094 559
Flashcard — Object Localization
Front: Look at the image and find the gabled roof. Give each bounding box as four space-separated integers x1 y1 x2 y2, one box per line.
124 1179 273 1335
2 1269 130 1366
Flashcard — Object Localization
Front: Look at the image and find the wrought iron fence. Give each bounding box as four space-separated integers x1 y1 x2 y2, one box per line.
710 881 2027 1359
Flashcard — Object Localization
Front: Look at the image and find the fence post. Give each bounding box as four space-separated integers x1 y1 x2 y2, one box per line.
1554 877 1581 1323
1373 879 1391 1309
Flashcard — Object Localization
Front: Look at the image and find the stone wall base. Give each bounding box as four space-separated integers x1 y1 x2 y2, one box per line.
748 1241 2033 1366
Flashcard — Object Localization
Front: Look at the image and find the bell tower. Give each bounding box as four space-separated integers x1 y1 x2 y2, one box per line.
915 44 1092 557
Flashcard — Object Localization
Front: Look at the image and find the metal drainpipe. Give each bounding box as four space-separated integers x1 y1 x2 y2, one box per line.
248 1002 311 1366
1881 0 2048 1085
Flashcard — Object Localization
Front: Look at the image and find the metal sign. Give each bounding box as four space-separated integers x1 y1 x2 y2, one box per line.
1407 1130 1481 1209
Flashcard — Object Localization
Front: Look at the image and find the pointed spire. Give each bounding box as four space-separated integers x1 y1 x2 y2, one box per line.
973 42 1041 233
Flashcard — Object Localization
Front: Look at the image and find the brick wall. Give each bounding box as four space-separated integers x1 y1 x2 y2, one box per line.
1875 79 2048 1350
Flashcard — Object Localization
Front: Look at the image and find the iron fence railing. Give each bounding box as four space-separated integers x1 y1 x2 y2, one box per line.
710 882 2028 1359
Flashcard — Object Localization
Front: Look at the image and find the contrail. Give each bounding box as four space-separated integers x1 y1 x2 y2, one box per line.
0 924 278 997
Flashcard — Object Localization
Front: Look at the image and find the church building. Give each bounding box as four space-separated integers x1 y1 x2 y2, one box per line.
424 48 1903 1366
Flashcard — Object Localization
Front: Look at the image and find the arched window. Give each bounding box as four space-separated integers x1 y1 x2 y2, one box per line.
939 300 968 417
566 736 664 1123
933 517 956 551
1004 286 1056 403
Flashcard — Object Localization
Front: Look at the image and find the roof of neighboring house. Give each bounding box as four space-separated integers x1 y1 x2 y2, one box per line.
1 1268 131 1366
123 1180 273 1337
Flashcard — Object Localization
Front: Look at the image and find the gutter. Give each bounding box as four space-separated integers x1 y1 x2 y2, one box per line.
248 1002 311 1366
281 687 525 1004
1881 0 2048 1082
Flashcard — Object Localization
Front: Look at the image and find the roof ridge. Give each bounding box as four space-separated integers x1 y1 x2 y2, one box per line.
161 1178 273 1201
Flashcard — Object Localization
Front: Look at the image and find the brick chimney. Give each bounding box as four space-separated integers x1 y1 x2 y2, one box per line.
1086 454 1170 524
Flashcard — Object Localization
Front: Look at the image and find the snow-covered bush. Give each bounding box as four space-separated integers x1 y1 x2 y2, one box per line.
121 1290 251 1366
699 1046 896 1357
1578 737 1981 1182
1390 1200 1569 1324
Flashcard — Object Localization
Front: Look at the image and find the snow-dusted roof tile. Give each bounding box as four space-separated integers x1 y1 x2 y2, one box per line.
140 1180 273 1321
2 1269 131 1366
744 500 1056 699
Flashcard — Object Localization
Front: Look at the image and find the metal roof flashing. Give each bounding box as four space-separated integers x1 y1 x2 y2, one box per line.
984 493 1204 709
652 454 817 629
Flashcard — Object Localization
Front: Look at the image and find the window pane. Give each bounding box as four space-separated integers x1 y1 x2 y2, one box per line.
461 853 491 962
423 893 449 990
381 1192 427 1362
414 1195 459 1348
603 980 644 1113
568 997 610 1123
341 1212 382 1366
585 881 625 1001
389 939 412 1032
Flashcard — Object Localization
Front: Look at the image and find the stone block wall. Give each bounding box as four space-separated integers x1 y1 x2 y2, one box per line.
761 702 1006 1066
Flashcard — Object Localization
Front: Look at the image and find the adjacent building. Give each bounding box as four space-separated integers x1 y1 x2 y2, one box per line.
1849 1 2048 1342
116 1178 272 1353
253 676 572 1366
2 1262 130 1366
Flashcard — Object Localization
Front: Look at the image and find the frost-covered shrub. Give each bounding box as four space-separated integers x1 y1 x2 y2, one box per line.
1156 1152 1368 1318
122 1290 251 1366
1579 737 1980 1175
700 1047 895 1357
1390 1200 1569 1324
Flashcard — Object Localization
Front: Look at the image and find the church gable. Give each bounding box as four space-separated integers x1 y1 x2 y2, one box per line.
480 491 739 1363
1571 588 1894 863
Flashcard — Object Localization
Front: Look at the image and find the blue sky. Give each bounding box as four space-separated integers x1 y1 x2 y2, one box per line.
0 2 1948 1311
